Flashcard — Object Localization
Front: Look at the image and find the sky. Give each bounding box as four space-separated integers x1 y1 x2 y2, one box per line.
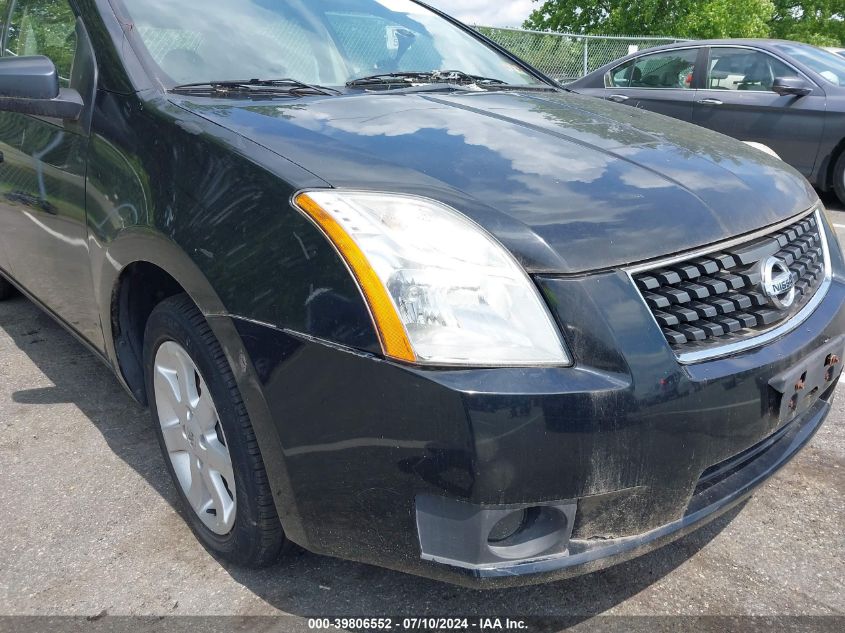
426 1 535 27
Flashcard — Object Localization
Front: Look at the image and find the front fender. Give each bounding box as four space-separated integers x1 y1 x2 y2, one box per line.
95 228 307 544
92 226 227 370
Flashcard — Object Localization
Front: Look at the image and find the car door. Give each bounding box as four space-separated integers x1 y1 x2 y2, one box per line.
597 47 702 121
692 46 826 178
0 0 103 347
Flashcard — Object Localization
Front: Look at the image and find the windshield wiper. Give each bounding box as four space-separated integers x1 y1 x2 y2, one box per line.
346 70 509 89
346 70 560 92
171 78 340 97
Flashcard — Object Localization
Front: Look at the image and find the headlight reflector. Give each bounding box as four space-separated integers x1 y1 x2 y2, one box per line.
295 191 569 366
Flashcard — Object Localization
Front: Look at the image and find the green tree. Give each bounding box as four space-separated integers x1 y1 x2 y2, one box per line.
680 0 775 38
524 0 774 37
769 1 845 45
524 0 844 45
525 0 688 35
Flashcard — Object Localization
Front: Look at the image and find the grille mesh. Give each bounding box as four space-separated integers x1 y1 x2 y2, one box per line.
633 213 827 353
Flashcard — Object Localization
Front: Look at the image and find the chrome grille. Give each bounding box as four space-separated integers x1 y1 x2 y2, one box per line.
632 210 829 358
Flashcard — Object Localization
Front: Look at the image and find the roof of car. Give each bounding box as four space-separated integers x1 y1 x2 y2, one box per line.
643 38 808 50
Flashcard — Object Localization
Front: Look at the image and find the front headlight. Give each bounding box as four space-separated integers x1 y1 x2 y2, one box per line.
295 191 570 366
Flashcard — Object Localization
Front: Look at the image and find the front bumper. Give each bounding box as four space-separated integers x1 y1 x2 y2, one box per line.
217 225 845 588
429 395 832 584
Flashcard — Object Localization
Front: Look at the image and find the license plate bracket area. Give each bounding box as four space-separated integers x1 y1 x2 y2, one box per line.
769 337 844 425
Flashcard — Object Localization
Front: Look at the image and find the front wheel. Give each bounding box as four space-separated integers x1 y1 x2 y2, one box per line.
834 151 845 207
143 295 287 567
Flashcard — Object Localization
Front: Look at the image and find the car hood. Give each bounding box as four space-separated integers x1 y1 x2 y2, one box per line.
172 89 817 274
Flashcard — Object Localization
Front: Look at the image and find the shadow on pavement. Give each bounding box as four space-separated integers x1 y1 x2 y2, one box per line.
3 295 742 619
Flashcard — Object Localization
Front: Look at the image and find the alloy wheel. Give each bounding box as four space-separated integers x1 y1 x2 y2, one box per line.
153 341 236 535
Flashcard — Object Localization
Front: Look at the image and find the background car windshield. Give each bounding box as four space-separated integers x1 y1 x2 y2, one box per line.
773 43 845 86
117 0 538 87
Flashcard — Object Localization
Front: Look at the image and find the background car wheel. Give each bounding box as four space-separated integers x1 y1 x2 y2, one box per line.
143 294 287 567
0 276 16 301
834 151 845 207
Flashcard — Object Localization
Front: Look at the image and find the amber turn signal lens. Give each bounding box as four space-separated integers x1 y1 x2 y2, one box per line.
294 193 416 363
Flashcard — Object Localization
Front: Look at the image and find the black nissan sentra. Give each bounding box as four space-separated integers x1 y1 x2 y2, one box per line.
0 0 842 588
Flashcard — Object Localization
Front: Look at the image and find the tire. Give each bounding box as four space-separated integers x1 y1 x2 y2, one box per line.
143 294 286 567
834 150 845 207
0 276 15 301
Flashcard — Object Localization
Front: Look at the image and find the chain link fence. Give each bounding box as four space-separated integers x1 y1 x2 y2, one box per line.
477 27 687 84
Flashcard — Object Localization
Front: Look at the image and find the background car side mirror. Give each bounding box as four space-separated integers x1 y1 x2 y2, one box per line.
0 56 84 120
772 76 812 97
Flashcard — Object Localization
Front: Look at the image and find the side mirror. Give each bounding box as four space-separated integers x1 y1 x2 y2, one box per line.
0 56 84 120
772 76 812 97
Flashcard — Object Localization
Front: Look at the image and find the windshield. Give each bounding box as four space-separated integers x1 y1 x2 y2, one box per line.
116 0 540 88
773 42 845 86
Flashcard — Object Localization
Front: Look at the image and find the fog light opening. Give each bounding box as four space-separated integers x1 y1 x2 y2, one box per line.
486 506 570 560
487 509 531 544
415 495 577 569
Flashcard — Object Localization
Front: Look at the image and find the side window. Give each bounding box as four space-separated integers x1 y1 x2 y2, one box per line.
607 50 697 89
631 49 697 89
707 48 795 92
606 59 635 88
5 0 77 87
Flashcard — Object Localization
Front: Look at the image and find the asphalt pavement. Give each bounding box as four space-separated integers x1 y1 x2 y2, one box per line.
0 194 843 625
